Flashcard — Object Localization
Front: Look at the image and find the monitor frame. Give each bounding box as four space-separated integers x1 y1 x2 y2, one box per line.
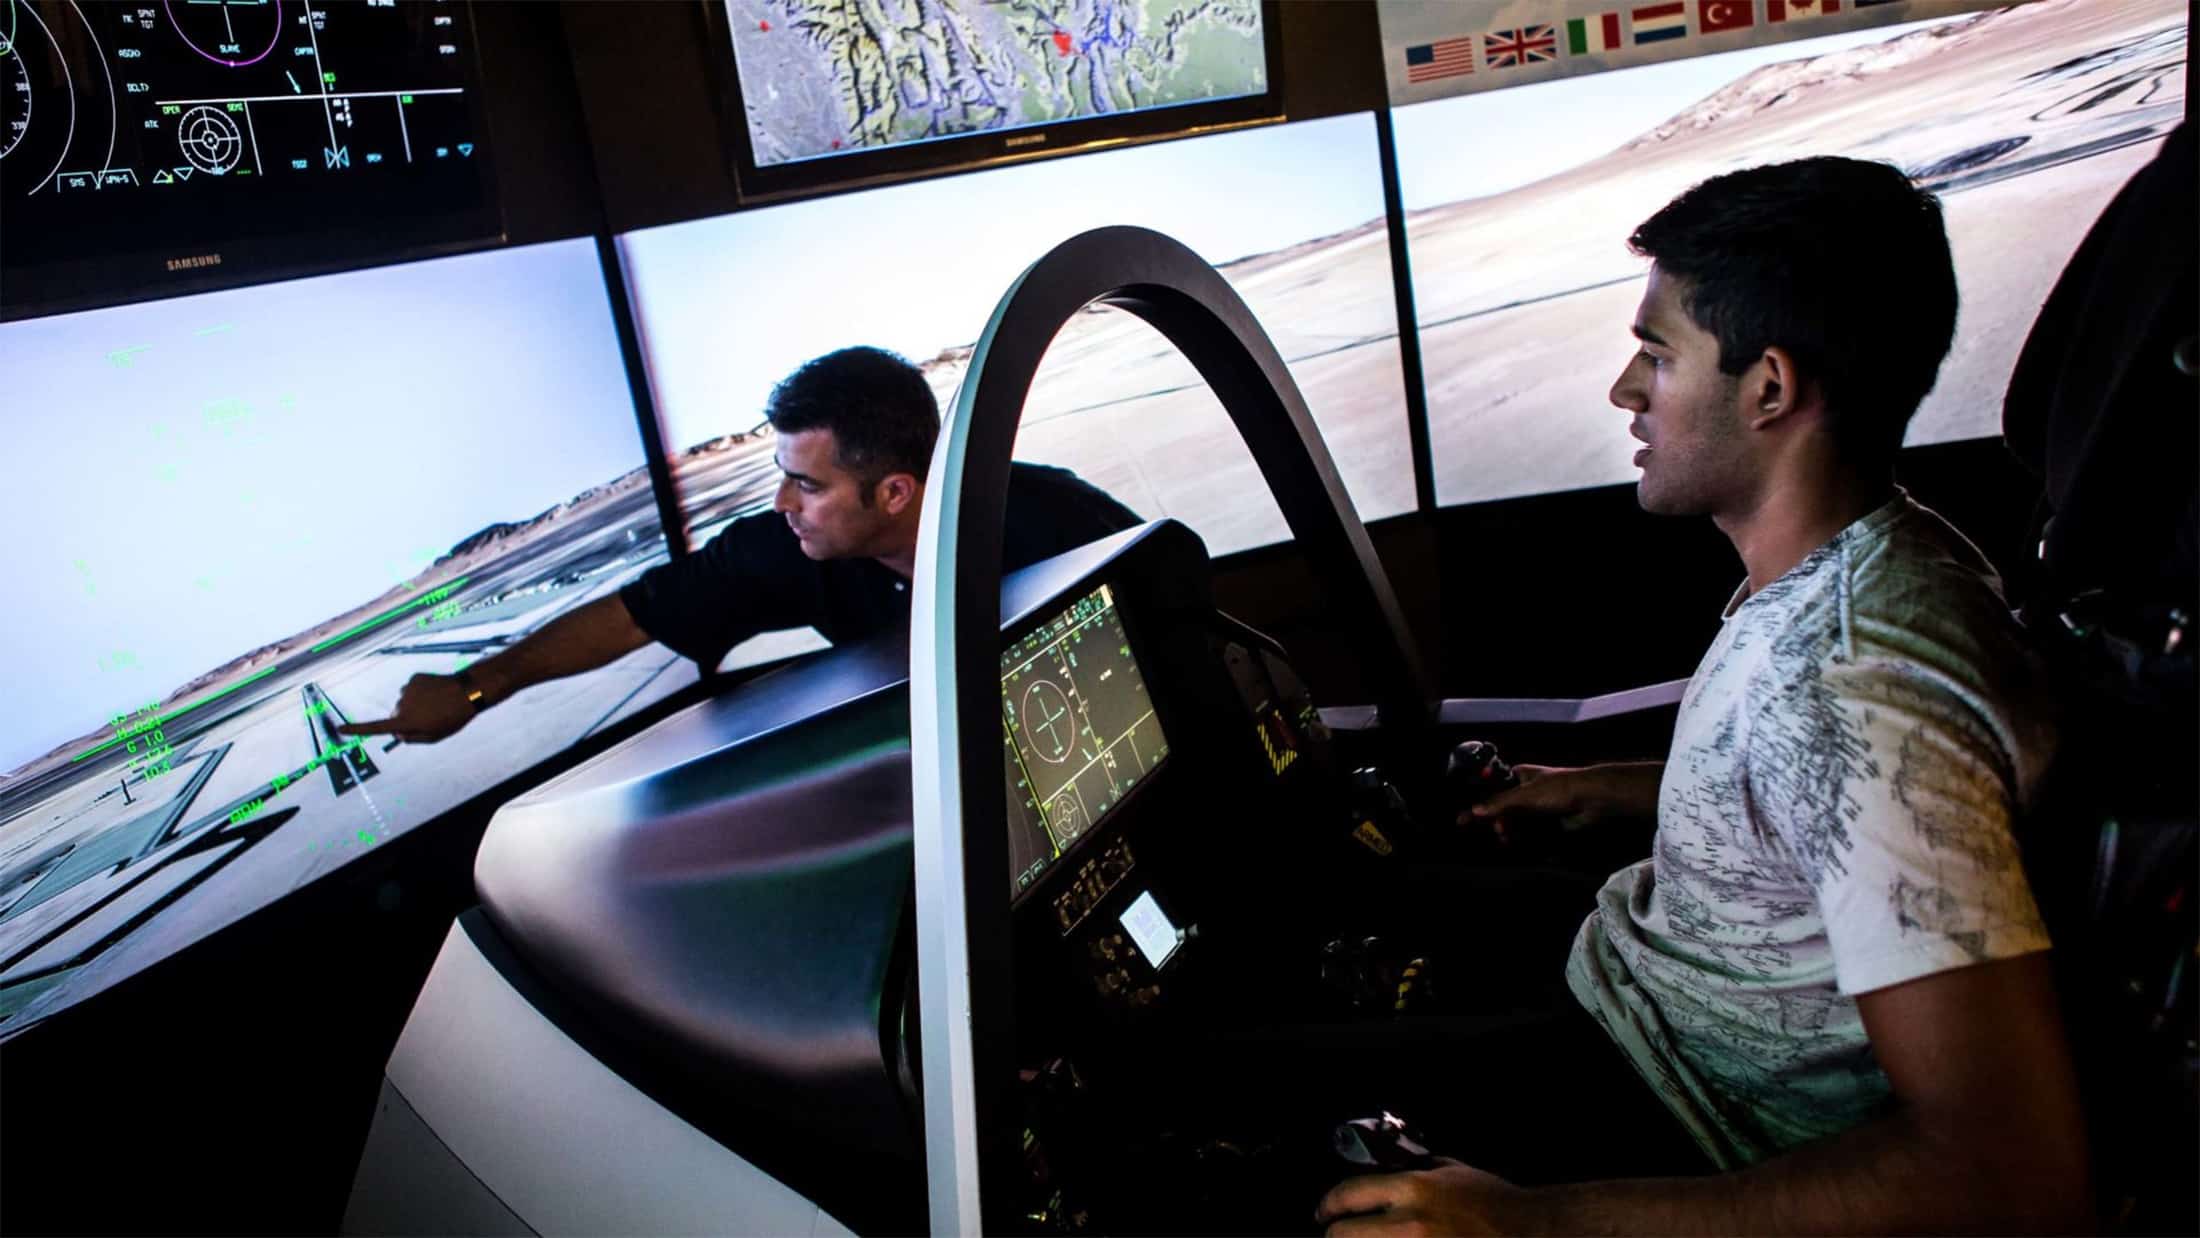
695 0 1287 206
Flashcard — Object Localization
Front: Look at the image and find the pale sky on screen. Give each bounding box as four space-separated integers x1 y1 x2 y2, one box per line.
0 240 647 772
1393 16 1953 210
619 112 1390 455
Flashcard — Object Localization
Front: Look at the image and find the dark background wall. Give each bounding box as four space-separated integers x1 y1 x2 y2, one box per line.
0 4 2057 1233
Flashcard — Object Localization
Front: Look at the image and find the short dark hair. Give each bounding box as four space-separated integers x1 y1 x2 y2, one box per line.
765 346 941 494
1629 156 1957 466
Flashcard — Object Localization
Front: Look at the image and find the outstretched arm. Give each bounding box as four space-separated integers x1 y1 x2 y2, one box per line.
338 593 652 743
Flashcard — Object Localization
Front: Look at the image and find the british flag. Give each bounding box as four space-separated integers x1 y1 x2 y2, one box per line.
1483 24 1558 69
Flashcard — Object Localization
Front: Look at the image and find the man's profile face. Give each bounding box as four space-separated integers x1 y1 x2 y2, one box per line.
1608 266 1753 517
771 427 899 561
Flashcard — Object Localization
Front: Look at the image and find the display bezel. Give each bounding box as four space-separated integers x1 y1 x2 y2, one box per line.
1001 579 1171 904
695 0 1286 206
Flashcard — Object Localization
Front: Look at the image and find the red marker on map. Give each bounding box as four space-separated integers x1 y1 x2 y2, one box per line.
1052 31 1073 56
759 19 770 31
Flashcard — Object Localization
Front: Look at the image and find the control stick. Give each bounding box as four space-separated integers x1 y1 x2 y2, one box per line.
1444 740 1518 810
1332 1112 1437 1172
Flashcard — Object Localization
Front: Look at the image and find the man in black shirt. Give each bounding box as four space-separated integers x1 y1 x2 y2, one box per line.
341 346 1140 744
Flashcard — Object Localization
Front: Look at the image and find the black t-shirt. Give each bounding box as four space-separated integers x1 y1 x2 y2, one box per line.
621 462 1142 667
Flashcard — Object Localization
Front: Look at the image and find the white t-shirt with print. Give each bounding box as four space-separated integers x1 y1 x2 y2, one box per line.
1566 494 2056 1169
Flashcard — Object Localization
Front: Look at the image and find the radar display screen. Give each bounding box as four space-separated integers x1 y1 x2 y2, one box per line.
1 0 495 314
1001 583 1166 898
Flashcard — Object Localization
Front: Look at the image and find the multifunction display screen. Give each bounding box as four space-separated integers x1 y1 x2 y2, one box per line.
1000 583 1166 897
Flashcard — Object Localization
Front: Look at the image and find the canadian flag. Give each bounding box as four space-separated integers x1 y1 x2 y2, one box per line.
1769 0 1841 19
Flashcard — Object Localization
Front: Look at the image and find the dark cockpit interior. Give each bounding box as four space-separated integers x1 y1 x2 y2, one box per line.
1 3 2191 1235
409 511 1580 1233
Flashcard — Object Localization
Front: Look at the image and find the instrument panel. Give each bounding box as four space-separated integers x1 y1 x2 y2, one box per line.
1000 582 1169 899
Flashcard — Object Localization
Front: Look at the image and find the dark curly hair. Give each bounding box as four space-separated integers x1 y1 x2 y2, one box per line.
765 346 941 502
1630 156 1958 468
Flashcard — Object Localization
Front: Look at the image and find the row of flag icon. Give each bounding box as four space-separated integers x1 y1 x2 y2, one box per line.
1405 0 1886 84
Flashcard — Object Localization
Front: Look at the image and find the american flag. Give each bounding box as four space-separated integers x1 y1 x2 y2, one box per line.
1483 25 1558 68
1404 36 1474 83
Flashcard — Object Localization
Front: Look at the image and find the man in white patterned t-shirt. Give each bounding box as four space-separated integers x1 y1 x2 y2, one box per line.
1320 159 2090 1235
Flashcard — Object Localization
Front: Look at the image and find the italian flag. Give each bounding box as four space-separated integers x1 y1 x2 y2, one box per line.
1567 12 1624 53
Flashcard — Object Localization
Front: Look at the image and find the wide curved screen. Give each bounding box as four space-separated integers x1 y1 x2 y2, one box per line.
0 238 693 1036
1397 0 2187 506
618 109 1415 657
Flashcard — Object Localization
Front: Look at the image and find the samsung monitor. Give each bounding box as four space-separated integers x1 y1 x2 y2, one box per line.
0 0 500 318
702 0 1284 203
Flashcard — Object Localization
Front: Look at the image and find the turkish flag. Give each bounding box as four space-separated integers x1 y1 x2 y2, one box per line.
1699 0 1755 32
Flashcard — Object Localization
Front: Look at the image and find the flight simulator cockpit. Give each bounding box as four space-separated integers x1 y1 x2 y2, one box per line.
346 515 1464 1234
3 2 2190 1234
341 225 1500 1233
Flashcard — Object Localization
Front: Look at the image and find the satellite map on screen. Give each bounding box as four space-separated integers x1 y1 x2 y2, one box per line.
727 0 1266 166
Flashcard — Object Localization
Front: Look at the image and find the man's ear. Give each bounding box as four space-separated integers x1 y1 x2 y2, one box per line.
1745 346 1817 431
876 472 920 517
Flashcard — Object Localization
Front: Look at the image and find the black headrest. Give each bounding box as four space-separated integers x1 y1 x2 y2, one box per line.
2002 122 2196 608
